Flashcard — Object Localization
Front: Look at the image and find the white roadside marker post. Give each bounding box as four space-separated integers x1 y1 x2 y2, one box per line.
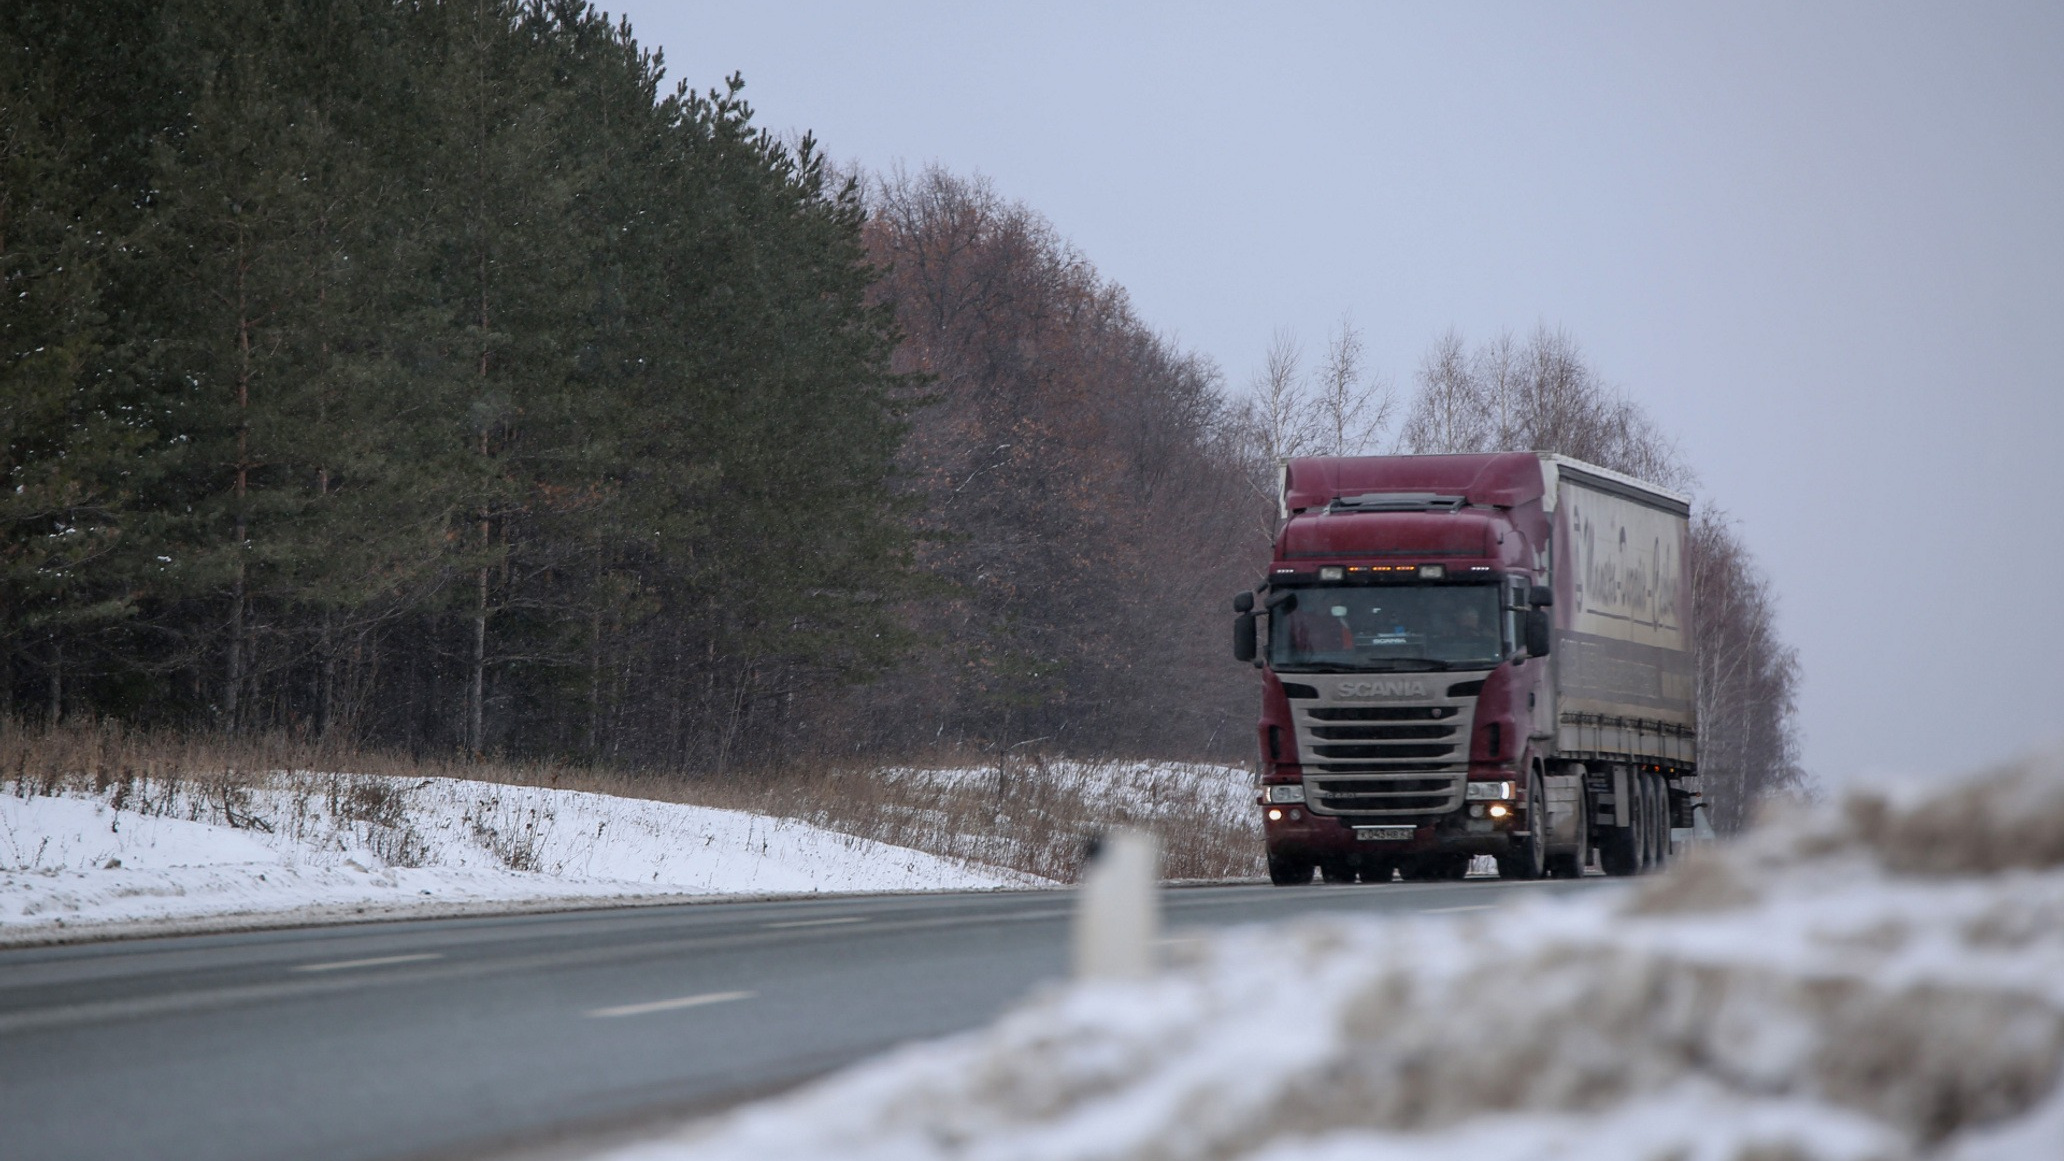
1072 828 1161 981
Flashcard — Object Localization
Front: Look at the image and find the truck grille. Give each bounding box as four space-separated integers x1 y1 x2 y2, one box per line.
1305 774 1460 815
1290 681 1480 818
1307 724 1451 740
1307 706 1457 722
1311 742 1453 759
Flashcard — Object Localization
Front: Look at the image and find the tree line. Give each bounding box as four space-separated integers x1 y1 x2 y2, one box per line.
3 2 1801 823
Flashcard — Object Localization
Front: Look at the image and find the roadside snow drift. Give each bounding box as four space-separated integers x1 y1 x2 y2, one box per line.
1 775 1028 941
611 749 2064 1161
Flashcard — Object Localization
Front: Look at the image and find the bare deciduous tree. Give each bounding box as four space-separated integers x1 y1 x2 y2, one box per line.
1234 319 1395 538
1399 326 1686 490
1690 511 1807 830
820 165 1270 758
1312 317 1392 458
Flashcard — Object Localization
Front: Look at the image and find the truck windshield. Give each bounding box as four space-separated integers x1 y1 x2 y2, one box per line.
1269 584 1504 672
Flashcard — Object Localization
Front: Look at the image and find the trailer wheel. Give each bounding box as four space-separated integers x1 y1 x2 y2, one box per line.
1600 766 1642 877
1650 773 1672 870
1496 769 1548 880
1267 852 1315 886
1547 780 1588 878
1638 773 1659 872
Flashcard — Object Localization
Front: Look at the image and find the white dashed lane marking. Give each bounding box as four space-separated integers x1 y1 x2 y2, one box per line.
293 953 444 973
586 990 756 1019
762 917 867 929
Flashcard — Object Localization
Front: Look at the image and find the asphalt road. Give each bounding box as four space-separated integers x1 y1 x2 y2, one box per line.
0 876 1604 1161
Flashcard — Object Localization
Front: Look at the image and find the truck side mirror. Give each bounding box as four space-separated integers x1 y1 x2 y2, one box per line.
1528 585 1553 608
1233 613 1257 662
1233 591 1254 614
1524 608 1552 657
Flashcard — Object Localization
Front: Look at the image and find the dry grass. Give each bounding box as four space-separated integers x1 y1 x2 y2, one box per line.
0 718 1263 883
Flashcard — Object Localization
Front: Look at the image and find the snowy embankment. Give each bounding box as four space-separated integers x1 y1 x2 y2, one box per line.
611 750 2064 1161
883 759 1256 832
872 759 1260 881
0 775 1032 944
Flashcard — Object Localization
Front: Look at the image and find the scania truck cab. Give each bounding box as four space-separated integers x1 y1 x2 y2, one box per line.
1233 452 1699 885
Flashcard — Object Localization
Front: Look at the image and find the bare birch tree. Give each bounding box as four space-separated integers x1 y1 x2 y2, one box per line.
1400 326 1686 489
1399 329 1490 454
1691 511 1806 830
1311 316 1392 457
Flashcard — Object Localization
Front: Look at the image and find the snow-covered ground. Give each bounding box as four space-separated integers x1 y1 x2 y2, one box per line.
867 758 1262 882
881 759 1256 831
605 748 2064 1161
0 774 1033 943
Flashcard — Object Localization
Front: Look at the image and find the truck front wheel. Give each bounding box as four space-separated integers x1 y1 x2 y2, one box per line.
1496 769 1548 880
1267 852 1315 886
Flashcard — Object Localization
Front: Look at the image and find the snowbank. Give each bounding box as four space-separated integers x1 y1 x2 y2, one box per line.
0 774 1032 942
608 749 2064 1161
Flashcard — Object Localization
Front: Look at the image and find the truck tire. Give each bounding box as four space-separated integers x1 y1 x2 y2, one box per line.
1637 773 1657 872
1600 766 1642 877
1651 773 1672 870
1268 852 1315 886
1496 769 1548 880
1546 782 1588 878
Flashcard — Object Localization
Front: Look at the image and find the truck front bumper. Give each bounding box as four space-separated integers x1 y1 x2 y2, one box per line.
1262 806 1518 860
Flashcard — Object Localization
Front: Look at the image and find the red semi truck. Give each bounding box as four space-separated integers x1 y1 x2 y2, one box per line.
1232 452 1700 884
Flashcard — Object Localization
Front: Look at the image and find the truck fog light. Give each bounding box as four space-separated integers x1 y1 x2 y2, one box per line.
1264 784 1306 805
1488 803 1510 819
1290 808 1303 820
1466 781 1515 801
1469 803 1485 818
1267 808 1283 821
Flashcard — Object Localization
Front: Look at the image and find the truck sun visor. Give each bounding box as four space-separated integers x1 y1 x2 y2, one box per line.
1327 492 1466 513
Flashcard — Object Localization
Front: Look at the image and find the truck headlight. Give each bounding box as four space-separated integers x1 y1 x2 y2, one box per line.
1465 781 1514 802
1264 784 1306 804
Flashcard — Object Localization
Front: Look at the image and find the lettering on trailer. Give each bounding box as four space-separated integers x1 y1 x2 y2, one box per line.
1565 485 1687 651
1333 678 1431 700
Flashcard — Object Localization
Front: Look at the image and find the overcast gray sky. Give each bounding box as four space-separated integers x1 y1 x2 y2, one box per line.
617 1 2064 786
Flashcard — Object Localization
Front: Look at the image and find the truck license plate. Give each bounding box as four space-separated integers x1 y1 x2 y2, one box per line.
1354 825 1416 842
